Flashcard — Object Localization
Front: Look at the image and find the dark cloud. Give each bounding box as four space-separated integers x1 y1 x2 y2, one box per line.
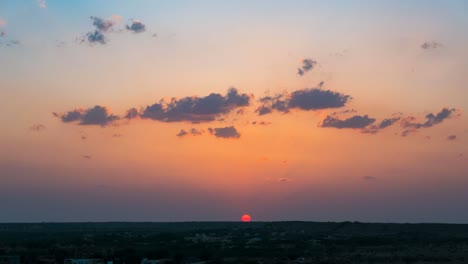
297 58 317 76
256 88 351 115
0 31 6 37
86 30 106 44
176 128 204 137
125 108 139 119
29 124 46 132
208 126 240 138
447 135 457 141
82 155 92 159
176 129 188 137
126 20 146 33
81 136 87 140
90 16 116 32
54 106 119 126
112 133 123 138
141 88 251 123
82 16 121 45
401 108 459 134
421 41 443 50
320 115 376 129
361 117 401 134
252 121 271 126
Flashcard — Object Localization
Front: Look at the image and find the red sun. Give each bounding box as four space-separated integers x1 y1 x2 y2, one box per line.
241 214 251 222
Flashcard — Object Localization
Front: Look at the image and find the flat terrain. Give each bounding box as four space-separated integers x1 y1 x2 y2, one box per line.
1 222 468 263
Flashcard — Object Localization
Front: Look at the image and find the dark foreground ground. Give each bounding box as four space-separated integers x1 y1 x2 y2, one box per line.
1 221 468 264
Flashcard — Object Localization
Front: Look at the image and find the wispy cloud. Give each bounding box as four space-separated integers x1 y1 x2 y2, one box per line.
36 0 46 9
29 124 46 132
421 41 443 50
297 58 317 76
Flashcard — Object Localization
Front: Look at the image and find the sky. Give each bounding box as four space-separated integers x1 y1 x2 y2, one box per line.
0 0 467 223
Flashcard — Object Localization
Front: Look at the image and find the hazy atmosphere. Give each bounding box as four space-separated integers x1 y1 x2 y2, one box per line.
1 0 468 223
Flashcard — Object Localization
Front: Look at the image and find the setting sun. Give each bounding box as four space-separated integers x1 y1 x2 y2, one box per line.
241 214 251 222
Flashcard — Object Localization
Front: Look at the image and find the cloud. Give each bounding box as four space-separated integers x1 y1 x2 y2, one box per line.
82 155 92 159
251 121 271 126
126 19 146 33
141 88 251 123
81 135 87 140
82 16 121 45
208 126 240 138
400 108 459 134
125 108 139 119
0 30 6 37
0 17 6 27
36 0 46 9
54 106 119 126
297 58 317 76
256 87 351 115
320 115 376 129
86 30 106 44
278 177 292 183
29 124 46 132
90 16 116 32
361 116 401 134
447 135 457 141
421 41 443 50
112 133 123 138
363 176 377 181
176 128 204 137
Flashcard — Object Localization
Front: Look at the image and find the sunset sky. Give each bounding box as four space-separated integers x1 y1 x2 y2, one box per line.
1 0 467 223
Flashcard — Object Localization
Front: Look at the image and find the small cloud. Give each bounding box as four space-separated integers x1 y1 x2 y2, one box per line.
421 41 443 50
152 33 157 38
400 108 460 136
297 58 317 76
0 30 6 37
363 176 377 181
126 19 146 33
208 126 240 138
320 115 376 129
252 121 271 126
36 0 46 9
278 177 292 183
81 135 87 140
256 88 351 115
112 133 123 138
125 108 139 119
86 30 106 45
54 106 119 126
176 128 204 137
0 17 6 27
447 134 457 141
82 155 92 159
176 129 188 137
29 124 46 132
81 16 122 45
91 16 117 32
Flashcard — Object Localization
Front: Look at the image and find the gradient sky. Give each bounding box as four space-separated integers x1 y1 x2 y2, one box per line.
1 0 468 223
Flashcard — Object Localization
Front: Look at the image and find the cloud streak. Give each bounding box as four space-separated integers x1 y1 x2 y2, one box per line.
140 88 251 123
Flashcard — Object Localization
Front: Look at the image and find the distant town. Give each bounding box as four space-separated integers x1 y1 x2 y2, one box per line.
1 222 468 263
